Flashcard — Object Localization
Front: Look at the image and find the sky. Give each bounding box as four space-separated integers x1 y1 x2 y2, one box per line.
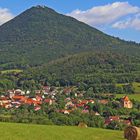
0 0 140 43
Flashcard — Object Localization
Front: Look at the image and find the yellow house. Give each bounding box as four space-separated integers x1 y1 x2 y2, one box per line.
122 96 133 109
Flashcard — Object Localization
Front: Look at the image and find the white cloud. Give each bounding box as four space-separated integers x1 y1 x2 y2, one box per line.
67 2 140 26
112 14 140 30
0 8 14 25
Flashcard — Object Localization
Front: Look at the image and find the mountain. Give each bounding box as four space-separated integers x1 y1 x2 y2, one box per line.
0 5 140 70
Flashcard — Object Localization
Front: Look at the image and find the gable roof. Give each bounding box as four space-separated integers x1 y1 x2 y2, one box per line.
123 96 130 102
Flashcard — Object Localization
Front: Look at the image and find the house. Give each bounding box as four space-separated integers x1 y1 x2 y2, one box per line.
26 90 30 94
12 101 21 108
75 93 78 97
63 88 72 95
105 116 120 125
11 101 21 106
0 96 11 108
88 99 94 104
35 90 42 94
65 101 74 109
121 96 133 108
15 89 25 95
34 106 41 111
43 86 50 93
76 103 84 108
25 98 42 106
3 103 12 109
12 95 27 102
95 112 100 116
99 100 109 105
59 110 71 115
7 90 15 98
80 100 89 105
109 116 120 121
44 99 53 105
123 120 131 126
0 96 10 104
82 109 89 114
35 95 42 101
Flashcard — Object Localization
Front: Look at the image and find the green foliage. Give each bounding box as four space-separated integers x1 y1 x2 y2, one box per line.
21 52 140 94
106 121 127 130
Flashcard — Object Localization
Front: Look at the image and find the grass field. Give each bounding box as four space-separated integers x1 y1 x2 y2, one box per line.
116 82 140 101
0 122 124 140
116 94 140 101
132 82 140 93
1 69 23 74
116 82 140 94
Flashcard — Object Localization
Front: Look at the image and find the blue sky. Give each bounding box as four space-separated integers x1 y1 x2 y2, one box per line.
0 0 140 42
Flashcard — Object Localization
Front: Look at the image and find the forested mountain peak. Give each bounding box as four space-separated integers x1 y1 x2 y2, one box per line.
0 5 140 69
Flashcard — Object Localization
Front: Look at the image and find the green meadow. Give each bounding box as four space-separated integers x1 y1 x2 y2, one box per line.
115 82 140 101
0 69 23 74
116 82 140 94
116 94 140 101
0 122 124 140
132 82 140 93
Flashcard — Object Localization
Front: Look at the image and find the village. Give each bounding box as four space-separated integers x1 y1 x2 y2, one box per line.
0 85 135 129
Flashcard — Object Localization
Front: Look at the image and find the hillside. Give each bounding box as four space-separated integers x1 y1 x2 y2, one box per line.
0 122 124 140
29 52 140 84
0 5 140 70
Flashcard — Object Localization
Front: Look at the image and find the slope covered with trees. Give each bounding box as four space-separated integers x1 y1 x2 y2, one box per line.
1 51 140 93
28 52 140 85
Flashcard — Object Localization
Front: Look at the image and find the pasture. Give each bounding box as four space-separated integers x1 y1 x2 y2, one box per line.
116 82 140 101
0 122 125 140
0 69 23 74
116 82 140 94
116 94 140 101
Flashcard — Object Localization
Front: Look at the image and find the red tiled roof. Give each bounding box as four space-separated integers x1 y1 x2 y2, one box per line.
44 99 52 103
99 100 109 104
76 103 84 107
109 116 120 121
88 100 94 103
81 100 88 104
123 96 130 102
25 98 42 105
0 97 8 100
12 96 26 101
